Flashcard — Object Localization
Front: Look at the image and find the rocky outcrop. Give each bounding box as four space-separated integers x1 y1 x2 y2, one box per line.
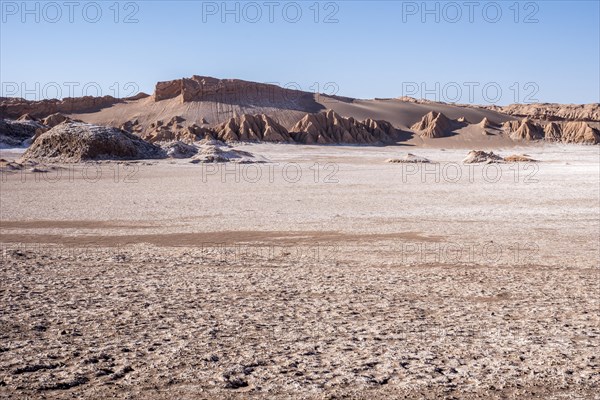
17 113 36 122
42 113 71 127
462 150 504 164
478 117 501 135
212 114 293 142
190 142 267 164
505 119 600 144
161 141 199 158
22 122 165 162
504 154 537 162
512 119 544 141
560 122 600 144
124 111 399 145
0 96 128 120
153 75 314 107
120 118 143 135
502 120 521 133
543 122 563 142
478 117 497 128
493 103 600 122
290 110 395 144
0 119 47 147
135 117 214 143
386 153 432 163
410 111 455 138
464 151 537 163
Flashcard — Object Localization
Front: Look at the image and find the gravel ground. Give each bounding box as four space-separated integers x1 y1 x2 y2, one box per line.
1 144 598 398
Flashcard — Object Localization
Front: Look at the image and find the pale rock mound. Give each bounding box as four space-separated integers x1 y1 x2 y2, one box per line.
213 114 293 142
161 141 199 159
197 138 227 147
560 121 600 144
290 110 394 144
411 111 454 138
463 150 504 164
191 142 267 164
22 122 165 162
504 154 537 162
386 153 432 163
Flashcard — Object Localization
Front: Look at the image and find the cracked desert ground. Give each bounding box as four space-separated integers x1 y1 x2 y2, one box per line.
0 144 599 399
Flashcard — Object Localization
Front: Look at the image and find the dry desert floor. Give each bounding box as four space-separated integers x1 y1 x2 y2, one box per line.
0 144 599 399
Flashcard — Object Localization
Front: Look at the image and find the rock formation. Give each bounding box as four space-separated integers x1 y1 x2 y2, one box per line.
22 122 165 162
410 111 455 138
464 151 537 163
386 153 432 163
478 117 498 128
543 122 563 142
462 150 504 164
503 119 544 141
212 114 293 142
161 141 199 158
0 119 47 147
42 113 71 127
190 142 266 164
136 117 213 143
559 121 600 144
477 117 501 135
505 119 599 144
17 113 36 122
290 110 395 144
503 154 537 162
123 111 400 145
0 95 131 120
491 103 600 122
152 75 314 108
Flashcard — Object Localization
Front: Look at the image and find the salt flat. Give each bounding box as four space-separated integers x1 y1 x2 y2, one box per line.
0 144 598 399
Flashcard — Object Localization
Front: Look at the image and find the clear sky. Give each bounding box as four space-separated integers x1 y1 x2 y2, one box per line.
1 0 599 104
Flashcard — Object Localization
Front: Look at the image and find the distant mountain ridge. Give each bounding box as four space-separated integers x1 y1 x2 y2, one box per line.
1 76 599 146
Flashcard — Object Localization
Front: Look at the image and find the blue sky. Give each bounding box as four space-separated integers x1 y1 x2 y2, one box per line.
1 1 599 104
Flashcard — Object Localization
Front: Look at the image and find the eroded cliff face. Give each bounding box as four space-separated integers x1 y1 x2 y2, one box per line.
0 95 148 120
559 121 600 144
113 110 398 145
290 110 396 144
503 119 600 144
152 75 315 107
489 103 600 122
212 114 293 143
